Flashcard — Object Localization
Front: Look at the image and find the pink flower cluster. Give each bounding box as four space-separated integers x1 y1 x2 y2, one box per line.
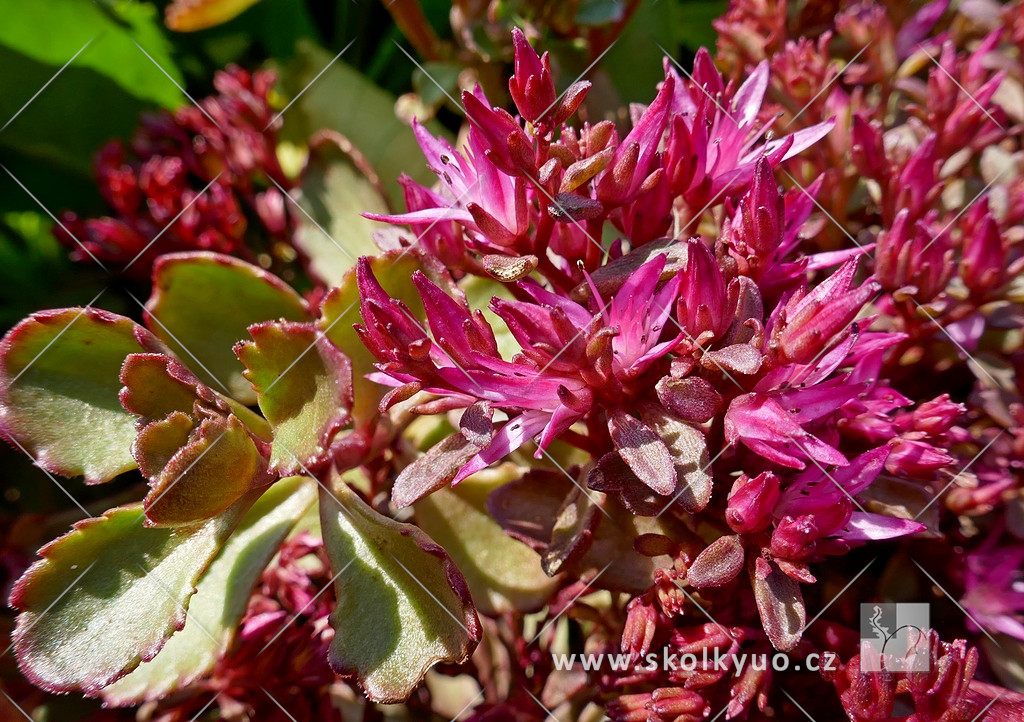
54 66 294 278
356 11 1024 721
143 534 337 722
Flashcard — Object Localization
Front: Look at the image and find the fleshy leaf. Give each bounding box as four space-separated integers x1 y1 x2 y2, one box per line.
655 376 722 424
133 411 193 479
392 403 493 508
319 251 434 429
641 404 713 512
146 253 310 405
751 556 806 652
237 320 353 474
319 481 480 703
99 477 316 705
608 409 676 496
415 475 559 615
701 343 763 375
292 131 391 287
587 452 666 516
10 495 253 693
119 353 208 423
688 535 745 588
0 308 159 483
143 414 267 526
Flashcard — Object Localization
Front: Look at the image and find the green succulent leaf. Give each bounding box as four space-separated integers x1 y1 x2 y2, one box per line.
120 353 207 424
142 414 268 527
100 477 316 705
292 131 391 288
415 476 560 616
319 251 432 429
319 481 480 703
146 253 310 405
0 308 159 483
9 494 257 694
237 320 353 474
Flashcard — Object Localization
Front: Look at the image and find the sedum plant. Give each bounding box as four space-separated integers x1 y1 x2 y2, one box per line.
4 16 1024 722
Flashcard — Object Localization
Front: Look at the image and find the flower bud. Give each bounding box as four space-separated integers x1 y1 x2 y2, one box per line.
508 28 557 125
726 472 781 534
678 238 730 341
960 205 1004 297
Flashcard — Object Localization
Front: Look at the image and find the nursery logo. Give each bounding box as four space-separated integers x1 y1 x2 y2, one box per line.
859 603 931 672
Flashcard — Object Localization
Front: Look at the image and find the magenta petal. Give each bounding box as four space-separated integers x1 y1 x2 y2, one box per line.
725 394 847 469
733 61 770 126
412 118 462 175
840 512 925 541
537 403 585 451
364 208 475 225
453 410 550 484
764 120 836 162
894 0 950 59
833 446 891 497
515 279 593 328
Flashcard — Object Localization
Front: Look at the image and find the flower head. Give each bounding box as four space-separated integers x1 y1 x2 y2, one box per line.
54 66 294 278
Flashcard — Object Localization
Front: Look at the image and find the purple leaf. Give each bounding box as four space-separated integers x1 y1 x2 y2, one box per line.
750 556 806 652
392 403 493 507
688 535 745 588
608 409 676 496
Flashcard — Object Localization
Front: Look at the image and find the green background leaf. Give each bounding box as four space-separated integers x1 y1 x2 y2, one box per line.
0 0 183 214
10 496 252 693
291 132 391 288
100 477 316 705
0 308 152 483
277 41 440 205
319 481 479 703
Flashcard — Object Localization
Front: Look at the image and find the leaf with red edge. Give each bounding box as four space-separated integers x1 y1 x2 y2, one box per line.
10 494 254 694
119 353 212 423
143 414 268 527
145 253 310 405
133 411 194 479
237 320 352 474
99 477 316 705
0 308 161 483
319 480 481 703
